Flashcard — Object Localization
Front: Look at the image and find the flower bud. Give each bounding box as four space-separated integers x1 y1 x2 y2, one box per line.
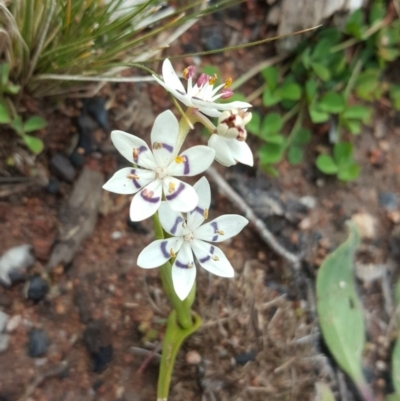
216 109 252 142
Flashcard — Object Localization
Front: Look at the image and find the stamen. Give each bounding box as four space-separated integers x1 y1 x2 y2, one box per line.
224 77 233 88
203 208 209 219
170 249 176 258
168 182 175 194
188 262 194 268
212 255 220 261
209 74 217 85
183 66 195 79
133 148 139 160
216 229 225 235
220 88 234 99
175 155 186 164
153 142 162 150
142 189 154 199
127 173 139 180
196 73 209 87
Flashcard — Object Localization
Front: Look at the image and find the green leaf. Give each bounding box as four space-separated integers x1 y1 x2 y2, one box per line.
0 102 11 124
305 78 318 103
22 134 44 154
386 394 400 401
262 165 279 177
260 112 283 137
343 119 362 135
261 66 278 91
262 87 282 107
334 142 353 165
247 112 261 135
369 1 386 24
293 128 311 145
11 116 24 135
317 222 366 385
378 47 400 62
319 92 346 114
315 382 335 401
288 146 303 165
316 154 338 175
309 105 329 123
338 163 360 181
312 39 334 60
392 323 400 393
0 63 10 86
23 116 47 133
4 83 21 95
202 65 220 83
342 105 372 123
355 69 382 101
259 142 285 164
389 85 400 110
280 81 302 101
311 63 331 81
345 9 365 39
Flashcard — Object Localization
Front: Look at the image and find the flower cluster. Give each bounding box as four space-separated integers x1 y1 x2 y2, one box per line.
103 59 254 299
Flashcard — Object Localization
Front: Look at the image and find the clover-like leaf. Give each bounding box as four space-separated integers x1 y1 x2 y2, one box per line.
22 134 44 155
23 116 47 133
316 154 338 175
261 66 278 91
0 102 11 124
319 92 346 114
260 112 282 137
247 111 261 135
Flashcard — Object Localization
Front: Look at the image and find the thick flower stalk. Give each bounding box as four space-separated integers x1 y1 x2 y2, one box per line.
209 108 254 167
103 110 215 221
138 177 249 300
152 59 252 117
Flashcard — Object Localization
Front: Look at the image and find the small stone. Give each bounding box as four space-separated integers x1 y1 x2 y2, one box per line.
50 153 76 183
234 350 257 366
28 329 49 358
26 276 49 301
5 315 21 333
0 244 35 286
0 310 9 332
378 192 398 211
351 213 377 239
388 210 400 224
83 97 109 131
111 231 123 240
185 350 202 365
376 360 387 371
0 334 10 353
390 225 400 256
202 26 224 51
299 217 312 231
299 196 317 209
46 177 60 194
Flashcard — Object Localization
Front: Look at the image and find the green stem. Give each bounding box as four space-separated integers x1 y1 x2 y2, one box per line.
284 104 304 149
157 311 202 401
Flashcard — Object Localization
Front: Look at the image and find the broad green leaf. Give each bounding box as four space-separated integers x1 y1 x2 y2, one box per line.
338 163 360 182
312 39 334 60
316 154 338 175
301 48 312 69
0 63 10 86
355 69 382 101
386 394 400 401
262 87 282 107
281 99 297 110
334 142 353 165
0 102 11 124
317 222 365 385
264 134 286 145
23 116 47 133
22 134 44 154
11 116 24 135
259 142 285 164
342 105 372 123
4 83 21 95
309 106 329 124
247 112 261 135
262 165 279 177
293 128 311 145
202 65 220 83
345 9 365 39
288 146 303 165
260 112 282 137
280 81 302 101
378 47 400 62
315 382 336 401
305 78 318 103
261 66 278 91
389 85 400 110
369 1 385 24
311 63 331 81
319 92 346 114
342 118 362 135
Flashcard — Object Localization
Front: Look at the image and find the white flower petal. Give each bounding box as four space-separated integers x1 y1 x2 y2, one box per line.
162 59 186 94
158 201 185 236
151 110 180 168
208 134 236 167
191 240 234 278
172 242 196 300
228 139 254 166
192 98 252 112
137 237 183 269
111 130 156 170
194 214 248 243
103 167 156 195
162 177 198 212
197 107 222 118
130 179 162 221
167 146 215 177
187 177 211 230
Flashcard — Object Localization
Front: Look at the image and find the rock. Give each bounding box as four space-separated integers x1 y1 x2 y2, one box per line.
389 225 400 256
0 311 9 332
0 245 35 286
378 192 398 211
50 153 76 183
25 276 49 302
28 329 49 358
0 334 10 353
5 315 21 333
83 98 109 131
201 26 224 51
234 350 257 366
69 150 85 168
83 320 113 372
126 218 148 235
185 350 202 365
351 213 377 239
46 177 60 194
299 196 317 209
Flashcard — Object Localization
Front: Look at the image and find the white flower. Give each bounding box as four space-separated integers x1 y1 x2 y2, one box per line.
208 109 254 167
103 110 215 221
137 177 248 300
152 59 252 118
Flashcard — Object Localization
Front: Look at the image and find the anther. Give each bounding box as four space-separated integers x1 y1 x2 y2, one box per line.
208 74 217 85
216 229 224 235
127 173 139 180
224 77 233 88
133 148 139 160
203 208 209 219
153 142 162 149
188 262 194 268
142 189 154 199
212 255 220 261
168 182 175 194
175 155 186 164
170 249 176 258
183 65 195 79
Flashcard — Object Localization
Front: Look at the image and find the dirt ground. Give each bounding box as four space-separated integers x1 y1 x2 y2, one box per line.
0 2 400 401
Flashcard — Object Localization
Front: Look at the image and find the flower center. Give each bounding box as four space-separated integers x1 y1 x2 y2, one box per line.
183 231 194 242
155 167 167 179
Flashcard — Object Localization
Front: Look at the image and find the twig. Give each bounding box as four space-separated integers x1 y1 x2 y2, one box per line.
206 167 301 268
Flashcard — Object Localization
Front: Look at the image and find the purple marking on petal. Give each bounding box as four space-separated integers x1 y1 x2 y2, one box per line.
177 90 185 95
199 245 214 263
211 222 218 241
160 241 170 258
165 182 185 201
171 216 184 235
140 188 160 204
190 206 204 215
176 260 189 269
130 168 141 189
162 143 173 153
133 146 148 164
183 157 190 175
